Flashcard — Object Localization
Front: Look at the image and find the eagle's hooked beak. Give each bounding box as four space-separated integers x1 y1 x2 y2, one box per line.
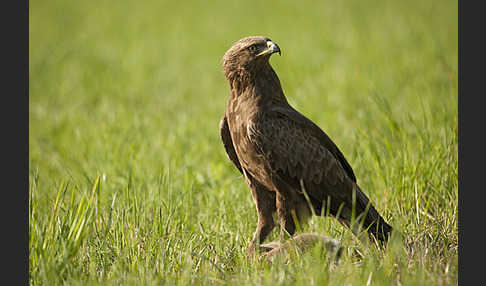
257 40 281 57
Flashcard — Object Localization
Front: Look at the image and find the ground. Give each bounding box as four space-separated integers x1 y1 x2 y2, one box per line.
29 0 457 285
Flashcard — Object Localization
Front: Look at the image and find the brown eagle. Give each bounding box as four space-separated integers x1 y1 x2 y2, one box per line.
219 36 392 254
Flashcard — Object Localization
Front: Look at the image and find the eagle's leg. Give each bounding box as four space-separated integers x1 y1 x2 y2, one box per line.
247 178 276 255
275 192 297 241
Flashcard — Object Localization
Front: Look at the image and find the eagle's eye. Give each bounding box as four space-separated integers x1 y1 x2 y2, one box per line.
248 45 257 53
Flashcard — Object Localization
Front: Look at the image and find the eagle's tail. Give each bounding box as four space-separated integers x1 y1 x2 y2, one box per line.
329 184 393 243
353 184 393 243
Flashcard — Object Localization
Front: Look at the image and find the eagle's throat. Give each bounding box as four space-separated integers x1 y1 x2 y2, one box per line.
226 63 287 103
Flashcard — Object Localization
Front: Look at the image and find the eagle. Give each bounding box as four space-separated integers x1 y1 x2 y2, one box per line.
219 36 393 254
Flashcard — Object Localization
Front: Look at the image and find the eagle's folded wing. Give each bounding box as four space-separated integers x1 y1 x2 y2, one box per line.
247 108 355 204
220 114 243 174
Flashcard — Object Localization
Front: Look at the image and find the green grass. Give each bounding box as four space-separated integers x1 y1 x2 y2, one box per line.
29 0 457 285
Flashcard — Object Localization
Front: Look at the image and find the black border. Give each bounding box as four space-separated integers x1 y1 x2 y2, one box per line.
6 0 29 284
458 0 483 285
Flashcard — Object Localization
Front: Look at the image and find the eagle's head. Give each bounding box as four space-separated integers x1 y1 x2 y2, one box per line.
222 36 281 86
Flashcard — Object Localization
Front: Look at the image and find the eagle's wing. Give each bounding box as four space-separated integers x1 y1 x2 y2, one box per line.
247 107 393 241
219 114 243 174
271 105 356 182
248 106 356 204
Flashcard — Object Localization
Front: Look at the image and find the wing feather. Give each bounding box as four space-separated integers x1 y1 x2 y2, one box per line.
247 108 354 203
220 114 243 174
270 106 357 182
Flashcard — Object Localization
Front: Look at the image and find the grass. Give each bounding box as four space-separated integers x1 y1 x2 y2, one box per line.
29 0 457 285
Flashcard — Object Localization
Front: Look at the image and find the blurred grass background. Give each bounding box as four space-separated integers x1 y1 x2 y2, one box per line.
29 0 457 285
